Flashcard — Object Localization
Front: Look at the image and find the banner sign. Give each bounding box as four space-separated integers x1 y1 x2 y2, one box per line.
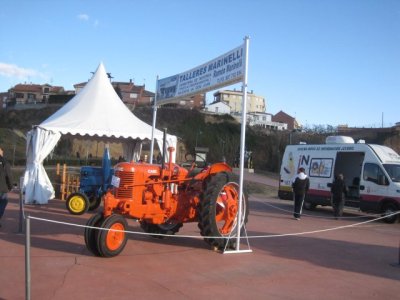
157 44 245 104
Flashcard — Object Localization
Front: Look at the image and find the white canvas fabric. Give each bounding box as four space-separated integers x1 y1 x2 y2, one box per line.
23 63 177 204
23 127 62 204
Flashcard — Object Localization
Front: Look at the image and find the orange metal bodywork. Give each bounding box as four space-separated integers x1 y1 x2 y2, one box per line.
103 149 232 225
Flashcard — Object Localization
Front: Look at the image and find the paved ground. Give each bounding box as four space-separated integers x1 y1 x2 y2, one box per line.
1 171 399 300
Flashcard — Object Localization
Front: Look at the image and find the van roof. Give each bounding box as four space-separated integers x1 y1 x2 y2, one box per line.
369 144 400 164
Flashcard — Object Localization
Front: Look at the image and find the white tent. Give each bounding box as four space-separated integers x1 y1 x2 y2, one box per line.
23 62 177 204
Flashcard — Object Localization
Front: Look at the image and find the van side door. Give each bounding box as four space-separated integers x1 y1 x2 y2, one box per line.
360 162 389 211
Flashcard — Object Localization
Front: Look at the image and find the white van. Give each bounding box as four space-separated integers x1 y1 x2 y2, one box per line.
278 136 400 223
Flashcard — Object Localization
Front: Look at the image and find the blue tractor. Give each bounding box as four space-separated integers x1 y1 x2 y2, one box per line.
66 147 114 215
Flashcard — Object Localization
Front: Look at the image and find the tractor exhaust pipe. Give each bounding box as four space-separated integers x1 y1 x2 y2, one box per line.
161 128 167 169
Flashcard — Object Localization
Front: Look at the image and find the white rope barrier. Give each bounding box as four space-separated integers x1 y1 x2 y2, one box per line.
28 210 400 240
256 199 382 219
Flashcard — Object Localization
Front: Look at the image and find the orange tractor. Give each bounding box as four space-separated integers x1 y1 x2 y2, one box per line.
84 146 249 257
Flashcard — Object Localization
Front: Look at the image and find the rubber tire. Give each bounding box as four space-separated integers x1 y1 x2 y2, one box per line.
66 192 90 215
303 202 317 211
96 214 128 257
198 172 249 250
140 220 183 239
88 195 102 211
382 203 399 224
84 213 104 256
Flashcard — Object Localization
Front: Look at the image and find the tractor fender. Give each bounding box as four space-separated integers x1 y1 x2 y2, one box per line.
194 162 232 181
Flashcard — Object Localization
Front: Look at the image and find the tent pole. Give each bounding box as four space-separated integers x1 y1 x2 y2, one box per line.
150 75 159 163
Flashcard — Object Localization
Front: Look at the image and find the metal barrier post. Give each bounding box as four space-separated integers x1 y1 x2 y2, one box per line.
25 215 31 300
18 176 24 234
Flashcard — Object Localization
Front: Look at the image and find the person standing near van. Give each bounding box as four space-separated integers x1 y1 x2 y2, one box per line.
0 147 13 228
292 167 310 220
331 173 347 219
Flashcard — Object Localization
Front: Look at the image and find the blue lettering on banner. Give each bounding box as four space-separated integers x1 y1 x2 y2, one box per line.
213 68 226 77
179 66 208 82
207 48 243 72
226 60 242 72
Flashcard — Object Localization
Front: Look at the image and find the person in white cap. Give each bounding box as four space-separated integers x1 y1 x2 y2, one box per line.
292 167 309 220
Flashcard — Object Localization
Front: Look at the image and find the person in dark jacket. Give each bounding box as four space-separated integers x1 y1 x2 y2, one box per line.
331 173 347 219
0 147 13 228
292 167 310 220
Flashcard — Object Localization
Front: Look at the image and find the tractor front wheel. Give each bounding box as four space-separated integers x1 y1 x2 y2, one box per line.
84 213 104 256
198 172 249 250
96 214 128 257
66 192 89 215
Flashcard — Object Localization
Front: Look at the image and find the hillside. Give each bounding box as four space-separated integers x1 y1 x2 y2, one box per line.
0 107 399 172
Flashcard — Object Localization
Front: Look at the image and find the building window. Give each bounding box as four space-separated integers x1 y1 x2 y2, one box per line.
43 87 49 94
130 93 138 98
16 93 24 98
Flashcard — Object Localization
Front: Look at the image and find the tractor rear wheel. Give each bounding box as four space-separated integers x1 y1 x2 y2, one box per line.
96 214 128 257
198 172 249 250
84 213 104 256
88 195 102 211
66 192 89 215
140 220 183 239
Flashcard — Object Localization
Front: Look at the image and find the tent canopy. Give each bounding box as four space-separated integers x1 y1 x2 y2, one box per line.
23 62 177 204
40 62 169 140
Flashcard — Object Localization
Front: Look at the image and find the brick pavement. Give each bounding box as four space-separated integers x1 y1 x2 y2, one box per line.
0 172 399 300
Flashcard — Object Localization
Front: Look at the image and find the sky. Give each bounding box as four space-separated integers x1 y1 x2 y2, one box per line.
0 0 399 128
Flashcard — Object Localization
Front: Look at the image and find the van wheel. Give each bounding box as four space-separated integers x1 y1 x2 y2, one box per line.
382 203 399 224
303 202 316 211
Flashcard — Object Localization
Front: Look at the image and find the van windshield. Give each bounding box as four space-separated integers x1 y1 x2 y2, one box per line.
383 164 400 183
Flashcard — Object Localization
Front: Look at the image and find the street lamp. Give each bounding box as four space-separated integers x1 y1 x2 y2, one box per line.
289 129 298 144
220 139 226 162
195 130 202 148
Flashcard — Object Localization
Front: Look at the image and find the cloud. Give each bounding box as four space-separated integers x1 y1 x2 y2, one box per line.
0 62 46 80
77 14 89 21
77 14 99 28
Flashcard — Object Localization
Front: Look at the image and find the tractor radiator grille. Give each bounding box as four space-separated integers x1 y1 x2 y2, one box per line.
115 170 134 198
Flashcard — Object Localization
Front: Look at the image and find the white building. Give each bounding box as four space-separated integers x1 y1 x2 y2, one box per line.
232 112 288 130
203 101 231 114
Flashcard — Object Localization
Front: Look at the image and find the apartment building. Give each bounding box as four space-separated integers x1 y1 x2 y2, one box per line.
213 89 266 113
6 83 65 106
